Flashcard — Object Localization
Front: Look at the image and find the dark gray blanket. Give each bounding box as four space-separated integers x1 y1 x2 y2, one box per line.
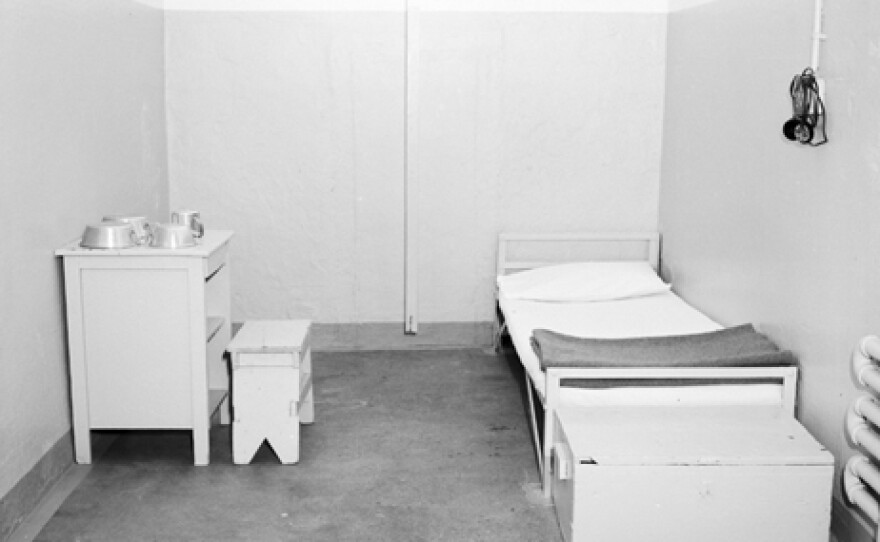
531 324 795 370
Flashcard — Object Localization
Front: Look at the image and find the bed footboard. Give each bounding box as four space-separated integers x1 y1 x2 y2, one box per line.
544 365 798 415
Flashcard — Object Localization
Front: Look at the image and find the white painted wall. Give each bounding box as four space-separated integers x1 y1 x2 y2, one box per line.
416 11 665 323
165 9 407 326
10 1 879 538
660 0 880 537
0 0 167 498
165 3 667 334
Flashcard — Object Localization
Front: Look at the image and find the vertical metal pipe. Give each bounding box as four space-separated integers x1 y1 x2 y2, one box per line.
810 0 826 72
404 0 420 334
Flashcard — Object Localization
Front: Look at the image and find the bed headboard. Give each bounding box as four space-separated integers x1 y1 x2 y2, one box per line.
496 232 661 276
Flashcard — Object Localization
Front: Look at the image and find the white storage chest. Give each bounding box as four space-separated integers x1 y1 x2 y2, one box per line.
550 405 833 542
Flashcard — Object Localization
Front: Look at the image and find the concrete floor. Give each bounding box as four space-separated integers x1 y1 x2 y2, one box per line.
27 349 562 541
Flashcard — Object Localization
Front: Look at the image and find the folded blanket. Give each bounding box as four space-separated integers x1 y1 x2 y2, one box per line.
531 324 795 370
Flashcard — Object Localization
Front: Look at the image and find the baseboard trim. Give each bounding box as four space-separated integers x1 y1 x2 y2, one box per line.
1 432 118 542
234 321 494 351
0 432 73 542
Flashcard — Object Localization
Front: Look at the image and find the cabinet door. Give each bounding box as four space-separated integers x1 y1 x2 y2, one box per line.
81 268 193 428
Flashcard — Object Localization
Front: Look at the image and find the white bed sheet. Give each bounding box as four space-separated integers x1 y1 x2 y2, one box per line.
499 290 784 407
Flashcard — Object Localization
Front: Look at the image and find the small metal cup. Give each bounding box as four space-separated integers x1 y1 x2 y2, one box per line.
171 209 204 238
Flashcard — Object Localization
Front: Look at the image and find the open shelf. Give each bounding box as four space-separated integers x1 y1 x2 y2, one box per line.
206 317 225 343
208 389 228 417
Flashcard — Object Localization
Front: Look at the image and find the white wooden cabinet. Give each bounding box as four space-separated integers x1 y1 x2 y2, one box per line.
551 405 833 542
56 230 234 466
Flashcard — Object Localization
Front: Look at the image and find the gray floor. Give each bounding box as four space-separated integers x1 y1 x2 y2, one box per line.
30 349 561 541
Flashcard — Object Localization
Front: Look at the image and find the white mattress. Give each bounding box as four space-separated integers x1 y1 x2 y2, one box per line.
498 289 784 407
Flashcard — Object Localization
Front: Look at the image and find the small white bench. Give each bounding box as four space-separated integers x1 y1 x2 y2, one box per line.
226 319 314 465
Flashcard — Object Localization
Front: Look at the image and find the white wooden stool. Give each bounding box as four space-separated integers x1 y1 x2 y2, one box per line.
226 319 314 465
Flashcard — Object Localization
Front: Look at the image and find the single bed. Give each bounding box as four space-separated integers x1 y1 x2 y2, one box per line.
494 232 799 496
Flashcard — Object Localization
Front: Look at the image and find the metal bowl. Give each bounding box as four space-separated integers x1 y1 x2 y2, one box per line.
102 215 152 245
149 223 196 249
80 221 137 249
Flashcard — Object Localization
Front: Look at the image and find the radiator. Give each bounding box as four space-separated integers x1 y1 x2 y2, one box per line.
845 335 880 532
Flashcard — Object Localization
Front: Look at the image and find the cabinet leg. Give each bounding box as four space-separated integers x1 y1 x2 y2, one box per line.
74 427 92 464
300 350 314 424
266 418 300 465
300 382 315 424
219 395 231 425
193 427 209 466
232 423 264 465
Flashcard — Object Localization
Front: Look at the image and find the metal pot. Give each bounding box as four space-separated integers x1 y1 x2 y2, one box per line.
102 215 152 245
149 223 196 249
80 221 137 249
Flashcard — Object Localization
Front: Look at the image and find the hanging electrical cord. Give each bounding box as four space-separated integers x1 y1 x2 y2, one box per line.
782 67 827 146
